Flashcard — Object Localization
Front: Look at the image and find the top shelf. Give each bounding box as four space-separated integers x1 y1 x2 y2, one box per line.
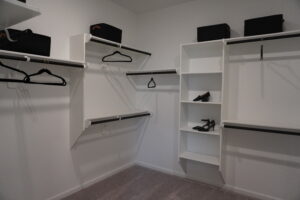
0 0 40 29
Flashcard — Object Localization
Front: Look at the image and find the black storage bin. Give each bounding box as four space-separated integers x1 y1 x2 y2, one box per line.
0 29 51 56
244 14 284 36
197 23 230 42
90 23 122 43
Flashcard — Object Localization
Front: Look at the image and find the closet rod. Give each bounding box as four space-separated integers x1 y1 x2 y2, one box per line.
0 54 84 68
90 39 151 56
227 33 300 45
90 112 150 125
126 70 177 76
224 125 300 136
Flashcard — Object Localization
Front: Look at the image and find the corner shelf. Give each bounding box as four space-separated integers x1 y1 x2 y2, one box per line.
70 34 151 67
0 50 85 69
0 0 40 29
179 151 220 166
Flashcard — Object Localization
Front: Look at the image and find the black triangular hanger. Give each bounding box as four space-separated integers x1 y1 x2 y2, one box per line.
24 69 67 86
0 61 29 83
102 51 132 63
147 77 156 88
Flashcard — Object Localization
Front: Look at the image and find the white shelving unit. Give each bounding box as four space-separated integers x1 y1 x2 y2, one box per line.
179 40 224 166
69 34 152 147
0 0 40 29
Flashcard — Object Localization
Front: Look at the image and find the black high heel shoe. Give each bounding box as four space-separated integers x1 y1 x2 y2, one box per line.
193 92 210 102
192 119 216 132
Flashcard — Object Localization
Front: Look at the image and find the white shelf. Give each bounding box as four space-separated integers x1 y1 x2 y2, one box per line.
222 120 300 135
0 0 40 29
0 50 85 69
181 71 222 75
126 69 178 76
86 111 150 128
180 126 220 136
179 151 220 166
181 101 221 105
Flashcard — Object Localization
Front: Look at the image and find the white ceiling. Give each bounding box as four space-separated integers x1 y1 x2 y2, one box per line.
111 0 194 13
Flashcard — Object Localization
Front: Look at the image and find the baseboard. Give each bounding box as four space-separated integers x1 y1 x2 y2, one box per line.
224 184 281 200
135 160 186 178
47 162 135 200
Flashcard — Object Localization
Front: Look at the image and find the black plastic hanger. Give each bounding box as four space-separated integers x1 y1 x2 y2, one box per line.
147 77 156 88
102 51 132 63
0 61 29 83
24 69 67 86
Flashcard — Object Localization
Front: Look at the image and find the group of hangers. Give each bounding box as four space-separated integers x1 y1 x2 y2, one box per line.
101 51 156 88
0 61 67 86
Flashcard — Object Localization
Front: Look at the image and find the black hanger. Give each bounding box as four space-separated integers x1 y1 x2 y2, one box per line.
102 51 132 63
147 77 156 88
0 61 29 83
24 69 67 86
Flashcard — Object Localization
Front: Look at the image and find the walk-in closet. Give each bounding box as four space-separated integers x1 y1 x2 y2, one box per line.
1 0 300 200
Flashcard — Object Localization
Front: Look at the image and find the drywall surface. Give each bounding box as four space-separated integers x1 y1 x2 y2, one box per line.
135 0 300 199
0 0 140 200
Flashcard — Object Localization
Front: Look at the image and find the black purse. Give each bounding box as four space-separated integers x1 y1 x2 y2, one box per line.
0 29 51 56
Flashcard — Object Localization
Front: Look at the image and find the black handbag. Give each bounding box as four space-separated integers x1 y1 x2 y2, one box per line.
197 23 230 42
90 23 122 43
244 14 284 36
0 29 51 56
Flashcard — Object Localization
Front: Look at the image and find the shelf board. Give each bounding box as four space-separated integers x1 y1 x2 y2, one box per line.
0 50 85 69
86 111 150 127
179 151 220 166
181 71 222 75
180 126 220 136
88 34 151 56
222 120 300 136
0 0 40 29
226 29 300 45
126 69 178 76
181 101 221 105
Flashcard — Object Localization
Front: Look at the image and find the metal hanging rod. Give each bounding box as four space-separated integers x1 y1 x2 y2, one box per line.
0 54 84 68
126 69 177 76
224 125 300 136
227 33 300 45
90 38 151 56
90 111 150 126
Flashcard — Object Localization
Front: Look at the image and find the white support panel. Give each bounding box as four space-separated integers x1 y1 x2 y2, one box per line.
0 0 40 29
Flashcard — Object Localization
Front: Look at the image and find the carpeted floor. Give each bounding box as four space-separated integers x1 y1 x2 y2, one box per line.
63 165 260 200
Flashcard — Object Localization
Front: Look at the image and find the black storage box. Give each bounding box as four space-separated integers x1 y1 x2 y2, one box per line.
197 23 230 42
244 14 284 36
0 29 51 56
90 23 122 43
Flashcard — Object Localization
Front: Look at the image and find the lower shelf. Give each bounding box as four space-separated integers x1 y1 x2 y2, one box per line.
179 151 220 166
180 126 220 136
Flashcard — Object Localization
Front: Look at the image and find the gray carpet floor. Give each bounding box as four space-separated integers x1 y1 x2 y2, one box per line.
63 165 260 200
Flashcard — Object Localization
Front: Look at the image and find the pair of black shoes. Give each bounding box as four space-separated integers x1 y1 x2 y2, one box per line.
193 119 216 132
193 92 210 102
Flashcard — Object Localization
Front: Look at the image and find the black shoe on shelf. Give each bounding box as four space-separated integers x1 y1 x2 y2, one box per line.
193 92 210 102
192 119 216 132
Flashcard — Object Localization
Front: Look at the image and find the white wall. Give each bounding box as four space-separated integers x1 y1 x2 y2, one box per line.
0 0 140 200
135 0 300 199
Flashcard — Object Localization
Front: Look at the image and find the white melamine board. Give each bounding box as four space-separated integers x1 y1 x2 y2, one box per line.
180 151 220 166
180 126 220 136
0 0 40 29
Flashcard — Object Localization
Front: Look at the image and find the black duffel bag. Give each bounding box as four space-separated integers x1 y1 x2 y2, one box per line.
0 29 51 56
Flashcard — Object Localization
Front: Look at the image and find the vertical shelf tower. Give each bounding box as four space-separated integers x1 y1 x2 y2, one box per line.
179 40 225 167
